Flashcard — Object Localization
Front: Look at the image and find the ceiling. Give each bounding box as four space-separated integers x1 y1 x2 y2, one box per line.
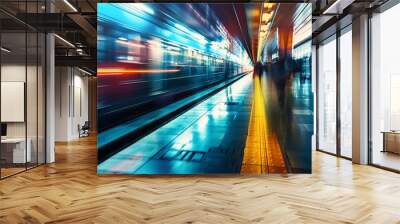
1 0 389 71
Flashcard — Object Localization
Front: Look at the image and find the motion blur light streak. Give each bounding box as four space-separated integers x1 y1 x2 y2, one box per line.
97 3 312 174
97 68 181 76
131 3 155 15
97 3 252 128
115 39 145 48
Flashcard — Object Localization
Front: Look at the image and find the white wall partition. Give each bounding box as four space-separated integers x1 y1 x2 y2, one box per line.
55 67 89 141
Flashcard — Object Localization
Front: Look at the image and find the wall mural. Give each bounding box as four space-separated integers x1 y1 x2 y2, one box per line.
97 3 313 174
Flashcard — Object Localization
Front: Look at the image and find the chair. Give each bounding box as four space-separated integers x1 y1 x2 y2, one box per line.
78 121 90 138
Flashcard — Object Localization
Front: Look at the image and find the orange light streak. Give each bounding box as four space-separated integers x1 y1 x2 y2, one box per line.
97 68 180 76
115 39 144 48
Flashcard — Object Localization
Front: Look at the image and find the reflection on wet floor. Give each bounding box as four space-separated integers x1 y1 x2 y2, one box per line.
98 74 295 174
98 74 254 174
241 75 287 174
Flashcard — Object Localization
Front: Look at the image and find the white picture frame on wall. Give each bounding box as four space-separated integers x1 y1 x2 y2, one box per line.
1 81 25 122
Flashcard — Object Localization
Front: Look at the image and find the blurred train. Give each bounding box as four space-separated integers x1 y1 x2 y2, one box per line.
97 3 253 131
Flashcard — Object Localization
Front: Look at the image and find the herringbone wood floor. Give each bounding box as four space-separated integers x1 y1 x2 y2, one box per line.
1 135 400 224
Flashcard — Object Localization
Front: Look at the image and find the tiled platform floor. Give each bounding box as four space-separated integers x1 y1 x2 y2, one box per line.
99 74 254 174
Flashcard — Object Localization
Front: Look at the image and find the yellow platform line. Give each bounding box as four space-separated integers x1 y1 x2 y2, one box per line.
241 76 287 174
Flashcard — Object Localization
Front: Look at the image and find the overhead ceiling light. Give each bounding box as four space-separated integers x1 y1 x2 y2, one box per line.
1 47 11 53
263 3 275 10
262 12 272 22
260 25 268 32
323 0 355 15
63 0 78 12
54 34 75 48
78 67 94 76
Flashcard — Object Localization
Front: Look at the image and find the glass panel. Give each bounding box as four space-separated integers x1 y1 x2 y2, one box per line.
0 0 28 177
317 37 337 154
1 31 28 177
26 0 39 169
371 3 400 171
27 30 38 169
38 32 46 165
0 1 47 178
340 29 352 158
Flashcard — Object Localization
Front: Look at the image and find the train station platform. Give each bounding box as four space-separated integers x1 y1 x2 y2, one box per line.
98 73 294 174
98 74 254 174
95 3 313 175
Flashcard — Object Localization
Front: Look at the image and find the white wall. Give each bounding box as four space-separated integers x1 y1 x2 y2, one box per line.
1 65 26 139
55 67 89 141
1 63 46 164
72 73 89 137
55 67 69 141
1 65 35 138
